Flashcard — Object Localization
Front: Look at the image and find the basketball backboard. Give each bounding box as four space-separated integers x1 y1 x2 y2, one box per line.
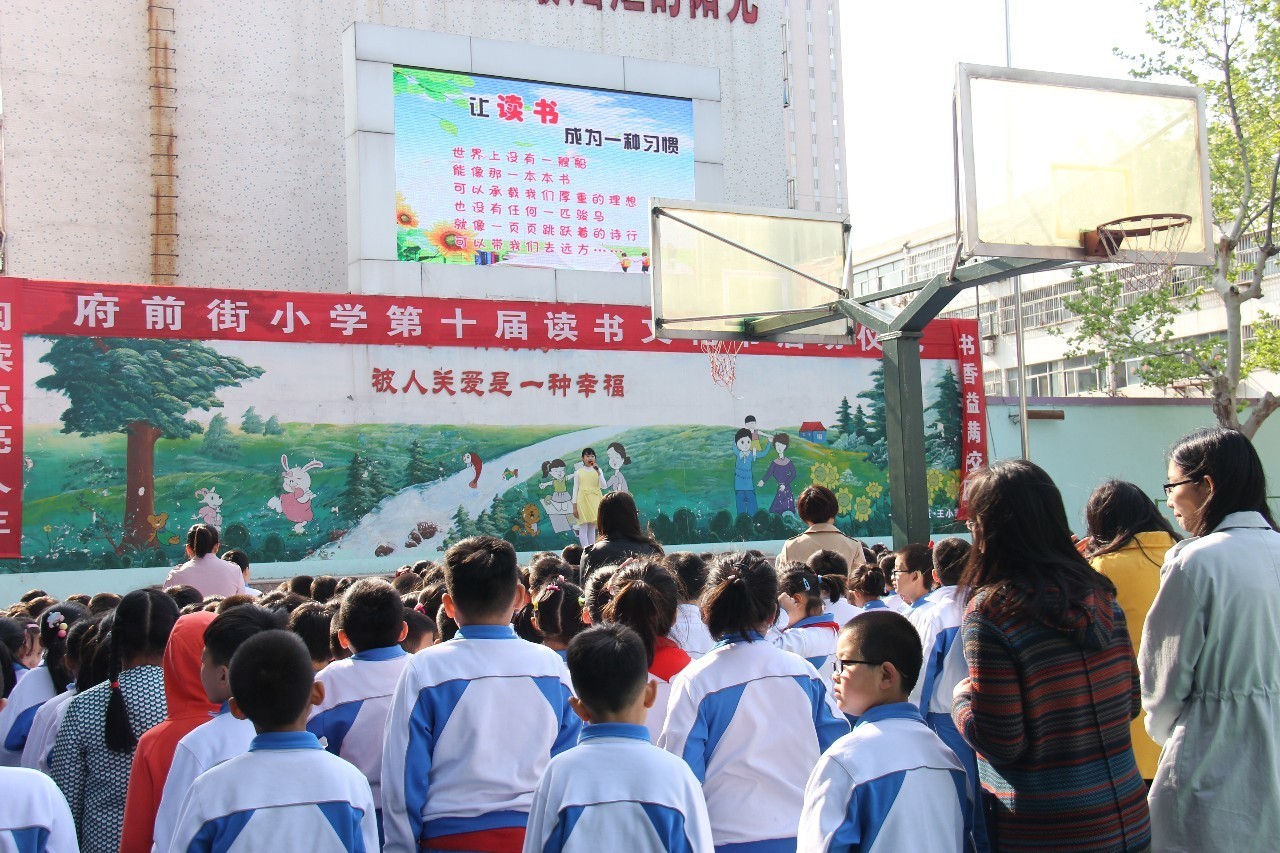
955 64 1214 266
650 200 852 344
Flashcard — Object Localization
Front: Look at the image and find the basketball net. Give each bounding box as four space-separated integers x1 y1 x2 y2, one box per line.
1080 214 1192 292
700 339 744 398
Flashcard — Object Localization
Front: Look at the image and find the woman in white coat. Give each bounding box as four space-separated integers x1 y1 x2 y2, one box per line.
1141 427 1280 853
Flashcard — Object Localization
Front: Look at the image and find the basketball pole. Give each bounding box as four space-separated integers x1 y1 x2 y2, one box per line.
1004 0 1032 460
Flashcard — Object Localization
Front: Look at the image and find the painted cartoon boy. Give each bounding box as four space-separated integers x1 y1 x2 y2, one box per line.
732 427 768 516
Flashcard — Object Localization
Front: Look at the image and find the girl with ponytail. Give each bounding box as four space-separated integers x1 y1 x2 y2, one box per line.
51 588 178 852
0 601 88 764
603 560 690 739
659 553 849 851
21 615 104 774
773 563 841 686
531 578 586 658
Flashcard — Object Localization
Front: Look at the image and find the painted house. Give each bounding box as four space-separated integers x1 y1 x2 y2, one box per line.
799 421 828 444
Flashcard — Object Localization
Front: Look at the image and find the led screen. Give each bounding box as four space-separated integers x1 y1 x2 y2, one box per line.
394 66 695 273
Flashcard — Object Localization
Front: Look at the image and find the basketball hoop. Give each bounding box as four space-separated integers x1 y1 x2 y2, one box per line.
1079 213 1192 290
700 339 744 397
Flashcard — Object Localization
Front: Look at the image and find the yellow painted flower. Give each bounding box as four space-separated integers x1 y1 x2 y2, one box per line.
396 192 419 229
836 488 854 516
43 524 52 533
945 477 960 500
866 481 883 499
853 496 872 522
425 222 477 262
927 469 944 494
811 462 838 488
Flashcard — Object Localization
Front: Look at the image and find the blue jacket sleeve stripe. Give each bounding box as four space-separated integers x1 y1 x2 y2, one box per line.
681 682 747 783
3 702 44 752
791 676 849 752
541 804 588 853
533 676 583 757
188 809 255 853
317 801 368 853
306 701 363 757
917 626 959 715
640 802 693 853
404 680 470 845
7 827 50 853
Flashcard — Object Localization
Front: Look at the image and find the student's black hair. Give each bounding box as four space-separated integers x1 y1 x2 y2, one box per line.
412 559 439 578
566 623 649 716
797 486 839 524
334 577 356 597
228 630 315 731
596 492 664 553
530 555 576 591
560 544 583 567
88 592 121 615
849 563 887 599
64 615 100 683
778 562 825 617
310 575 339 603
932 538 971 587
959 459 1117 619
0 617 26 698
435 603 459 642
24 597 57 619
75 614 113 692
204 605 287 666
222 549 250 572
165 585 204 610
64 594 92 607
392 570 423 596
583 564 618 624
819 574 848 606
186 523 220 558
807 549 850 581
581 447 596 459
339 578 405 651
442 536 520 620
603 561 680 664
895 543 934 594
329 602 351 662
19 589 48 604
286 601 335 665
1169 427 1277 536
532 579 586 644
701 553 778 642
402 608 437 653
287 575 315 597
38 602 89 694
841 610 924 693
664 552 707 601
1084 479 1183 559
105 589 180 752
216 594 258 614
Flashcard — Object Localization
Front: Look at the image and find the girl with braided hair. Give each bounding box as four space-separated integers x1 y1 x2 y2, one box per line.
658 553 848 851
0 601 88 765
50 588 177 852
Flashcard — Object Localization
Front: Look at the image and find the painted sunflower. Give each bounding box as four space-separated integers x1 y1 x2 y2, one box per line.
927 469 944 494
866 481 883 499
396 192 419 229
853 496 872 522
425 222 476 262
810 462 838 488
836 488 854 516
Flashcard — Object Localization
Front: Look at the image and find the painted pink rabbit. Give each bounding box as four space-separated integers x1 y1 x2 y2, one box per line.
194 487 224 529
267 454 323 533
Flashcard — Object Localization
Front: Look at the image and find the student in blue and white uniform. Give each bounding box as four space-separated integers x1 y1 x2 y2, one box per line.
908 538 988 853
382 536 581 853
849 563 890 613
530 579 586 660
659 554 849 852
308 578 411 839
168 630 377 853
0 604 86 766
892 543 934 613
524 623 713 853
774 563 841 687
0 766 79 852
154 606 283 853
22 615 103 774
798 611 970 853
807 550 859 627
666 554 715 659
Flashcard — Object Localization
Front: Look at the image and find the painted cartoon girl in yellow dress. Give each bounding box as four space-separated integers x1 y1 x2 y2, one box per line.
570 447 604 547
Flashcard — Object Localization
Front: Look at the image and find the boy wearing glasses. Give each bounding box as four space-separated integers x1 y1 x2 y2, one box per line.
798 611 970 852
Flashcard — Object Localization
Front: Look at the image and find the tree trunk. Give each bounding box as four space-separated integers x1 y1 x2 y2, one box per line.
124 421 163 548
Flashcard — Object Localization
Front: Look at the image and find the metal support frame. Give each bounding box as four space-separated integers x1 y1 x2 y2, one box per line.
834 255 1062 547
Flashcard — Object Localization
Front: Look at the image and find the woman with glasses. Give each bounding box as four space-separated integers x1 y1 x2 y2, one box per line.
1080 480 1181 784
951 459 1150 852
1142 428 1280 852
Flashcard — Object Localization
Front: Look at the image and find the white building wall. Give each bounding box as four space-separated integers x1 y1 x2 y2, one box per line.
783 0 846 213
0 0 785 292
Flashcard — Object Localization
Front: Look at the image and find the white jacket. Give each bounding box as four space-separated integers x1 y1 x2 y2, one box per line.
1140 511 1280 853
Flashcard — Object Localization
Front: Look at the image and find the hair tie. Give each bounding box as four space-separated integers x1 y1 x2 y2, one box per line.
414 603 426 614
546 583 561 594
110 680 120 690
577 596 586 607
801 577 811 592
725 571 739 583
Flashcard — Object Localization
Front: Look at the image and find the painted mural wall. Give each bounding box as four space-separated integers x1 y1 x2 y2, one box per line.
0 278 986 575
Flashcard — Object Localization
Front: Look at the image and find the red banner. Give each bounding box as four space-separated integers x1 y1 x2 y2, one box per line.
9 277 966 361
954 324 987 519
0 279 22 557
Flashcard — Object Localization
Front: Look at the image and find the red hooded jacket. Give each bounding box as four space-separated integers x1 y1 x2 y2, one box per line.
119 611 219 853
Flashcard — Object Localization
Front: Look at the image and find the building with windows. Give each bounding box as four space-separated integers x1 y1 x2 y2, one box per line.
849 227 1280 400
782 0 848 213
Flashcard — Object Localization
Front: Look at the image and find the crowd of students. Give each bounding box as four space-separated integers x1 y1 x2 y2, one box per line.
0 425 1276 853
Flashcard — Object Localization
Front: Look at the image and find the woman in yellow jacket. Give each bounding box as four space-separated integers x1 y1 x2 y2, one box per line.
1082 479 1181 781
